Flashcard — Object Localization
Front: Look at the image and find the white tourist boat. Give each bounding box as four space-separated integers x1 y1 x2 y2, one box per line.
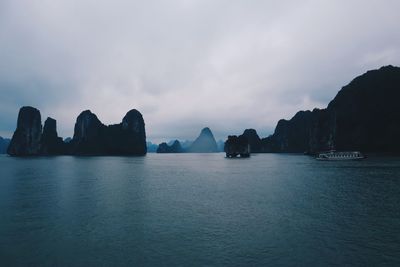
316 150 365 161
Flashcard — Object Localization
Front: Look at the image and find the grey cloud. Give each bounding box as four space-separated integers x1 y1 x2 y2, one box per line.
1 0 400 142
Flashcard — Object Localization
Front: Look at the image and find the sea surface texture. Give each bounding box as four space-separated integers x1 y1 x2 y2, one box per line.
0 154 399 266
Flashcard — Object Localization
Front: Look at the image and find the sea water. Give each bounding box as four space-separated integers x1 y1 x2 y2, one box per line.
0 154 399 266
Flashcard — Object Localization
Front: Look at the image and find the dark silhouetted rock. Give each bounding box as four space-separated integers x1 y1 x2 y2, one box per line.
224 135 250 158
69 110 107 155
260 111 314 153
70 109 147 155
120 109 147 154
241 129 263 152
157 140 183 153
260 65 400 154
188 127 218 153
40 117 66 155
0 136 10 154
105 109 147 155
326 65 400 152
7 106 147 156
8 106 42 156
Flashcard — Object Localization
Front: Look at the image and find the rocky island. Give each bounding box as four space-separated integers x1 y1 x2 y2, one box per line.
227 65 400 154
7 107 147 156
156 127 219 153
224 135 250 158
6 66 400 156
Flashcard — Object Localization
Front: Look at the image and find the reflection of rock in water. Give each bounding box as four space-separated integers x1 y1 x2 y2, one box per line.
224 135 250 158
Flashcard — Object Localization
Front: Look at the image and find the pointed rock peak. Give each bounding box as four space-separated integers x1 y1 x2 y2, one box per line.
172 140 180 146
189 127 218 153
8 106 42 156
243 129 259 138
124 109 142 118
75 110 102 126
200 127 214 137
42 117 59 139
41 117 65 155
44 117 57 131
77 110 98 119
73 110 104 141
122 109 144 132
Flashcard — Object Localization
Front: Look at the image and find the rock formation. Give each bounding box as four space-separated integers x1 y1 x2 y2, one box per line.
7 107 147 156
69 110 107 155
260 111 315 153
188 127 218 153
7 106 43 156
259 65 400 153
157 140 183 153
40 117 65 155
224 135 250 158
69 109 146 155
241 129 263 152
104 109 147 155
0 136 10 154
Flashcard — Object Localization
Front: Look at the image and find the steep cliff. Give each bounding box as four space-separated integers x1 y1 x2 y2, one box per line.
241 129 263 152
70 109 147 155
7 106 42 156
104 109 147 155
7 107 147 156
40 117 65 155
261 65 400 153
327 65 400 152
69 110 107 155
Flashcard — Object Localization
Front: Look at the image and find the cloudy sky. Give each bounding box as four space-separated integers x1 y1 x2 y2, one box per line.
1 0 399 142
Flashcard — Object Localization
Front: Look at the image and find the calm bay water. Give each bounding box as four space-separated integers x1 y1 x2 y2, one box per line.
0 153 399 266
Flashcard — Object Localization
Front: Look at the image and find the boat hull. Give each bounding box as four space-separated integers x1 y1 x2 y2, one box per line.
316 156 365 161
316 151 365 161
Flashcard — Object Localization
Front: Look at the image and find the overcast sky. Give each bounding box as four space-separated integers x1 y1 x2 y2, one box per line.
1 0 400 142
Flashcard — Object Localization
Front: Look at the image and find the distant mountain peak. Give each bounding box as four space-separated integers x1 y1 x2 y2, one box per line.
200 127 213 136
188 127 218 153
